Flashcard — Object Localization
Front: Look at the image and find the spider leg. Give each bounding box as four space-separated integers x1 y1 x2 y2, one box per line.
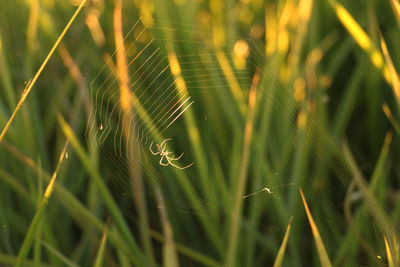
169 161 194 170
149 141 159 155
159 156 169 166
169 152 183 160
160 138 172 151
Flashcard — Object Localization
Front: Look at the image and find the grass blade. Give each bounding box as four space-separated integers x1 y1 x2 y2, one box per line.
15 141 68 267
327 0 390 83
56 113 145 266
382 104 400 136
385 237 394 267
273 216 293 267
155 187 179 267
0 0 88 143
390 0 400 28
41 241 79 267
93 219 110 267
380 35 400 108
225 71 260 267
299 188 332 267
113 1 155 265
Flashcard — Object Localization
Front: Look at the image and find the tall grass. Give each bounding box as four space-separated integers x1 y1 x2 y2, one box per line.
0 0 399 266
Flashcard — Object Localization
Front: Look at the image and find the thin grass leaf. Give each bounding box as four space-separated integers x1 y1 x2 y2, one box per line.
1 141 135 262
327 0 390 83
380 35 400 108
33 158 43 267
273 216 293 267
56 113 145 266
385 237 394 267
0 33 16 109
382 104 400 136
15 141 68 267
299 188 332 267
342 142 394 235
0 253 53 267
113 1 155 265
288 0 313 75
41 241 79 267
390 0 400 28
155 187 179 267
150 230 222 267
93 219 110 267
225 71 260 267
0 0 88 143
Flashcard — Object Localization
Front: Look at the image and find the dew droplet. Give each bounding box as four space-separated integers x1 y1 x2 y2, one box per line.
99 123 103 130
65 152 69 159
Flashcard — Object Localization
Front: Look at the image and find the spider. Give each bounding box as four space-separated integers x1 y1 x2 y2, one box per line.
149 138 194 170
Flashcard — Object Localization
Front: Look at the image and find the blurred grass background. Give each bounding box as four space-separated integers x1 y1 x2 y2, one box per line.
1 0 400 266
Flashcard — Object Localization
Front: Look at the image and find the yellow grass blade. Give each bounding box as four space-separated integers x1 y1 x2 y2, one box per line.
273 217 293 267
390 0 400 28
382 103 400 136
0 0 88 143
299 188 332 267
328 0 390 83
385 237 394 267
380 35 400 106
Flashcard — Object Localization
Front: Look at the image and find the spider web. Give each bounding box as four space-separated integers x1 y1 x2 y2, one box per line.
82 15 395 264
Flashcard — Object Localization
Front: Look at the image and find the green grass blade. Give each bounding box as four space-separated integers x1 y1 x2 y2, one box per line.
0 253 53 267
56 113 145 266
93 219 110 267
273 217 293 267
15 141 68 267
155 187 179 267
41 241 79 267
225 71 260 267
299 188 332 267
328 0 390 83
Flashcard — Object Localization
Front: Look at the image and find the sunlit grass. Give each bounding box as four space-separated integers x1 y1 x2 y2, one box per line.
0 0 399 266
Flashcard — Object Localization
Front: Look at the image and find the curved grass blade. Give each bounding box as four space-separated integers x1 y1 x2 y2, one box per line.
299 188 332 267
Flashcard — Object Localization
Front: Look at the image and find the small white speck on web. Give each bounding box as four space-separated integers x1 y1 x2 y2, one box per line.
262 187 271 194
242 182 295 199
